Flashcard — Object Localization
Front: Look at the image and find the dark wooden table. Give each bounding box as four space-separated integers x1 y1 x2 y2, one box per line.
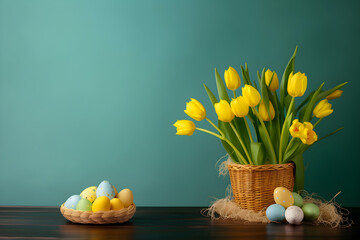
0 206 359 239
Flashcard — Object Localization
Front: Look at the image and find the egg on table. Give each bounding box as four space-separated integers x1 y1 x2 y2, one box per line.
80 186 97 203
302 203 320 221
64 195 81 209
285 206 304 224
292 192 304 207
266 204 286 222
92 196 111 212
274 187 294 208
96 180 115 200
76 198 92 211
118 188 134 208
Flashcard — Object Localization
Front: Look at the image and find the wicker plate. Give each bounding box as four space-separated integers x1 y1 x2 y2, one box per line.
60 203 136 224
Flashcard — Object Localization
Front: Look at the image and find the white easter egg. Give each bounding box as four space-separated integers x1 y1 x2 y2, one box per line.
285 206 304 224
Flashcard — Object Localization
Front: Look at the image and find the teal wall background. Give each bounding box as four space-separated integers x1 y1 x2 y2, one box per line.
0 0 359 207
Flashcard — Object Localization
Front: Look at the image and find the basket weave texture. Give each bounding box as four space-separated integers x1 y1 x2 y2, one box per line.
228 163 295 212
60 203 136 224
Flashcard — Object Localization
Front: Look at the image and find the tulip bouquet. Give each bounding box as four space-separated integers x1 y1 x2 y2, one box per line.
173 47 347 190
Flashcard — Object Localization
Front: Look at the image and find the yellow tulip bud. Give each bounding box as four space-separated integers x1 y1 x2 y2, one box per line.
173 120 196 136
184 98 206 121
326 90 343 100
313 99 333 118
265 69 279 91
224 66 241 91
287 72 307 97
230 96 249 118
242 84 261 107
214 100 235 122
258 100 275 121
289 119 304 138
300 122 318 145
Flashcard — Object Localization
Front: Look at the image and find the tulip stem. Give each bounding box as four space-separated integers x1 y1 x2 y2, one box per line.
243 117 254 143
196 127 247 164
229 122 253 165
252 107 277 164
233 90 236 98
313 118 322 128
279 97 295 164
283 137 296 160
205 117 223 134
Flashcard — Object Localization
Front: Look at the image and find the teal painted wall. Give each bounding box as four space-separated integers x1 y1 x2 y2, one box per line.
0 0 359 207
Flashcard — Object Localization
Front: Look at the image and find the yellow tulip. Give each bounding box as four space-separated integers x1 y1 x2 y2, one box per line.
242 84 261 107
265 69 279 91
184 98 206 121
214 100 235 122
326 90 343 100
289 119 304 138
173 120 196 136
287 72 307 97
224 66 241 90
258 100 275 121
300 122 318 145
313 99 333 118
230 96 249 118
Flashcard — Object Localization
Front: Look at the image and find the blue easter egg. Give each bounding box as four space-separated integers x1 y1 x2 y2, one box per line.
266 204 286 222
64 195 81 209
96 180 115 200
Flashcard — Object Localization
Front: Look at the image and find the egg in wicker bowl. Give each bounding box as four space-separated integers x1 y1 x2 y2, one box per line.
60 203 136 224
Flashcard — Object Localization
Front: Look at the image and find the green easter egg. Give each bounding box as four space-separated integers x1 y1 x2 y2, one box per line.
292 192 304 207
76 198 92 211
302 203 320 221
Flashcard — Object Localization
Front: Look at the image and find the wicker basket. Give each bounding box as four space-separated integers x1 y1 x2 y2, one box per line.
60 203 136 224
228 163 295 212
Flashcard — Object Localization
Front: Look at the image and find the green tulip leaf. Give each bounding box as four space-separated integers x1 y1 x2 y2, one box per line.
204 84 218 106
291 154 304 192
258 125 276 164
241 65 251 86
316 82 348 100
301 82 324 122
250 142 265 165
215 68 230 102
279 112 293 163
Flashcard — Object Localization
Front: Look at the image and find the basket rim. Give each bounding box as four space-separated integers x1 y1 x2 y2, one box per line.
227 162 294 171
60 203 136 214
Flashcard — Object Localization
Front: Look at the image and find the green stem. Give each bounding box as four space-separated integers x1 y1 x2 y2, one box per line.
279 97 295 164
313 118 322 128
244 117 254 143
233 90 236 99
195 127 223 139
229 122 252 165
252 107 277 163
205 117 223 134
283 137 296 158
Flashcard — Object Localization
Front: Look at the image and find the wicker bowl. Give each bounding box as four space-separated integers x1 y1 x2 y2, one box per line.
228 163 295 212
60 203 136 224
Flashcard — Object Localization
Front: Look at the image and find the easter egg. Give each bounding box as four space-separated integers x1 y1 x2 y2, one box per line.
274 187 294 208
292 192 304 207
110 198 124 210
117 188 134 208
92 196 111 212
266 204 286 222
64 195 81 209
76 198 92 211
113 185 118 196
302 203 320 221
80 186 97 203
96 180 115 200
285 206 304 224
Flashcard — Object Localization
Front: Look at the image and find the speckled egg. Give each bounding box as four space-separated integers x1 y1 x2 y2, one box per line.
92 196 111 212
302 203 320 221
64 195 81 209
96 180 115 200
292 192 304 207
266 204 286 222
76 198 92 211
274 187 294 208
117 188 134 208
80 186 97 203
110 198 124 210
285 206 304 224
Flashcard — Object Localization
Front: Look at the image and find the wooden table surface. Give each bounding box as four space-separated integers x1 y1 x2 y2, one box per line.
0 206 359 239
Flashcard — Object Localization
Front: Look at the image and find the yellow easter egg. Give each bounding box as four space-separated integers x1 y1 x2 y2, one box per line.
274 187 294 208
110 198 124 210
92 196 111 212
117 188 134 208
113 185 118 196
80 186 97 203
